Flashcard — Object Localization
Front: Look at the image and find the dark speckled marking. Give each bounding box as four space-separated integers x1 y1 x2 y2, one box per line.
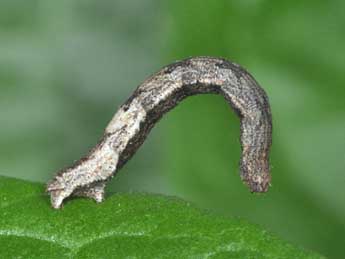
163 59 191 74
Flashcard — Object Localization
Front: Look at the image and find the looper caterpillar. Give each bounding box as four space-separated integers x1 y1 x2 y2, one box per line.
47 56 272 209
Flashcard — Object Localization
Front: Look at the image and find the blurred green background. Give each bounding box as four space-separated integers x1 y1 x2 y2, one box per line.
0 0 344 258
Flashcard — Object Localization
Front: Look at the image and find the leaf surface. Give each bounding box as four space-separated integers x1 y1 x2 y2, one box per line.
0 176 322 258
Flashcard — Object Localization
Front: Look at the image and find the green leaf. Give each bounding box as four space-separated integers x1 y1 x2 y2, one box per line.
0 176 322 258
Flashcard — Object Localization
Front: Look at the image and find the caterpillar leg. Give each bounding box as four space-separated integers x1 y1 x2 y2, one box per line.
72 181 106 203
46 165 110 209
47 178 106 209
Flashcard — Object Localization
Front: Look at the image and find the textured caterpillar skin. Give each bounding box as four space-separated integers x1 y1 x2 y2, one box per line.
47 56 272 209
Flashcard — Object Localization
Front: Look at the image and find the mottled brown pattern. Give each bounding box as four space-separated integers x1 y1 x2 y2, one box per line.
47 56 272 209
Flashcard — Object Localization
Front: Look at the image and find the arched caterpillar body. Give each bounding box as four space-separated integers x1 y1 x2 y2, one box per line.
47 56 272 209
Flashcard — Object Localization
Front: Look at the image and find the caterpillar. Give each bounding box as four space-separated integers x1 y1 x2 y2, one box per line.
47 56 272 209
